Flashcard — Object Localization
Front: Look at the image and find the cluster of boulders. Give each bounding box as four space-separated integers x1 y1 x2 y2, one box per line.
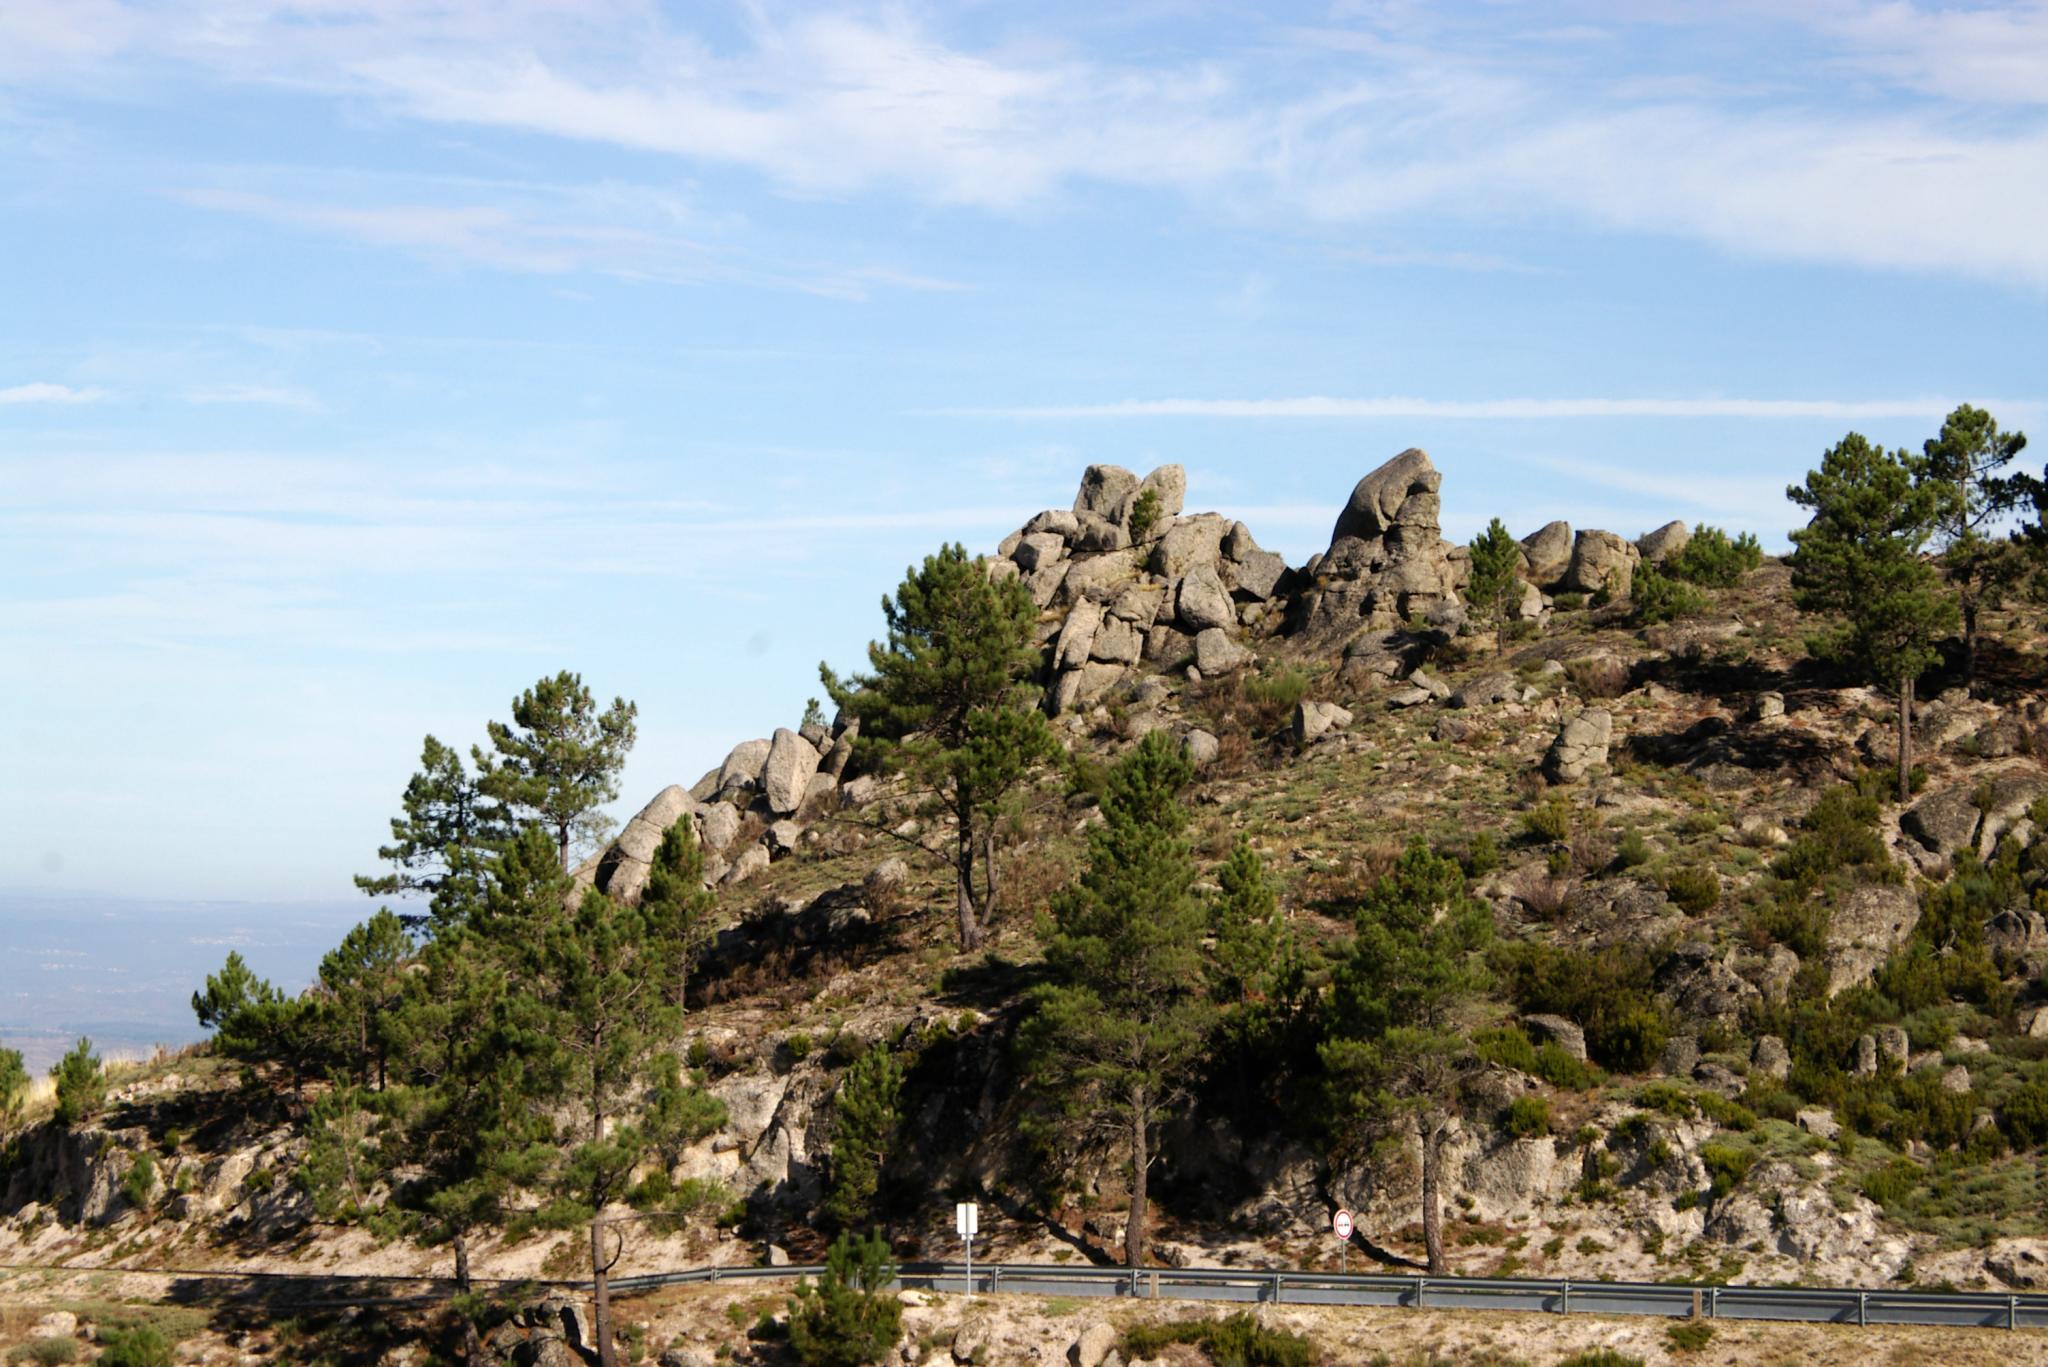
987 461 1290 710
575 450 1705 906
573 712 866 901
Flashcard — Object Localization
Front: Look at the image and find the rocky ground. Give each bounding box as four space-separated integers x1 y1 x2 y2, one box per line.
7 450 2048 1363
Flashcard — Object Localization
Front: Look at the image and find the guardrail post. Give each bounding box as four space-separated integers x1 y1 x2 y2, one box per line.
1414 1276 1425 1309
1858 1291 1866 1327
1707 1287 1717 1320
1560 1280 1570 1316
1691 1288 1701 1320
2011 1295 2019 1331
990 1266 1000 1295
1271 1273 1283 1305
1150 1271 1159 1299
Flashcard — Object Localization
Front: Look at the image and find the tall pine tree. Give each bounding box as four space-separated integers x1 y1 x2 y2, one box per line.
822 544 1057 950
475 671 638 871
1021 730 1214 1268
1919 404 2030 691
1463 517 1523 650
1319 841 1493 1275
1788 433 1957 801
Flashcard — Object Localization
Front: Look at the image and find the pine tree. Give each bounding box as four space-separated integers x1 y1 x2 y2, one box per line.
355 735 509 925
475 671 638 871
1464 517 1522 649
1319 841 1493 1275
511 858 680 1367
822 543 1057 950
1021 730 1215 1268
0 1047 30 1127
314 908 413 1089
1788 433 1957 801
1210 837 1283 1007
51 1037 105 1126
638 820 716 1010
192 951 316 1095
787 1228 902 1367
1919 404 2030 690
824 1042 905 1233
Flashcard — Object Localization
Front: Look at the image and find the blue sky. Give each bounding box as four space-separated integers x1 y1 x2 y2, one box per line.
2 1 2045 902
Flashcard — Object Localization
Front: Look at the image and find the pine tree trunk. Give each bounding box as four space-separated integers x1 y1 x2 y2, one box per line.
982 827 999 928
955 847 981 952
1419 1114 1445 1276
1126 1086 1148 1269
1898 674 1915 805
1963 597 1979 695
454 1232 482 1365
590 1217 616 1367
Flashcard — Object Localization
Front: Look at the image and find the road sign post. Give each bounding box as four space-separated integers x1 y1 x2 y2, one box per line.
1333 1209 1353 1276
955 1202 979 1298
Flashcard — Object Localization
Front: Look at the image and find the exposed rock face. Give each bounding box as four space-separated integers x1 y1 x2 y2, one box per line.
1193 628 1252 676
1636 520 1691 564
592 784 697 902
1175 564 1236 631
1520 521 1573 586
761 728 821 816
1292 700 1354 745
1073 464 1140 522
1297 449 1458 645
1448 671 1518 709
1561 529 1640 597
716 738 772 796
1544 707 1613 782
1524 1014 1587 1062
1825 884 1920 994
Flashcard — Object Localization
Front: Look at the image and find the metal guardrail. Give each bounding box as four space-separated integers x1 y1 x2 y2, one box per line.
607 1261 2048 1331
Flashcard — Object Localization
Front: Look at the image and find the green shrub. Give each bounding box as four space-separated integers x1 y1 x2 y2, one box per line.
1461 831 1501 878
1664 866 1719 914
1664 1320 1715 1353
1700 1140 1758 1198
1497 942 1668 1074
97 1327 174 1367
1862 1157 1921 1209
1668 526 1763 588
1504 1095 1552 1138
1614 828 1650 870
1123 1313 1314 1367
784 1032 814 1063
1631 565 1708 625
1556 1353 1643 1367
50 1038 105 1126
1750 893 1829 958
10 1340 78 1367
122 1149 157 1210
1243 667 1313 728
1774 786 1891 889
1551 591 1586 611
1523 798 1573 843
2003 1078 2048 1148
1127 487 1162 543
787 1229 901 1367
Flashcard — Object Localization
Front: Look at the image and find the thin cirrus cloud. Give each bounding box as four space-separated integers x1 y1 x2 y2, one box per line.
928 396 2010 421
173 185 967 300
6 4 2044 288
0 381 109 405
184 384 323 411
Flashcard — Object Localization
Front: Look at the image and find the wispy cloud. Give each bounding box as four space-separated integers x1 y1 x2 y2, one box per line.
0 382 109 405
928 395 2008 420
184 383 322 411
174 181 967 299
9 3 2045 287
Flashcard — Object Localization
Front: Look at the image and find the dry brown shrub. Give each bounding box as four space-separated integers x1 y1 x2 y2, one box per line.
1516 869 1574 922
1565 654 1634 698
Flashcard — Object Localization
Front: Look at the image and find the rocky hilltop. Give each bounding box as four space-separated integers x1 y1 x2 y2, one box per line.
8 448 2048 1366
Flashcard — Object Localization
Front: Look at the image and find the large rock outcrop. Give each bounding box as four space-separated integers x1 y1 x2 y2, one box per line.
1295 448 1460 648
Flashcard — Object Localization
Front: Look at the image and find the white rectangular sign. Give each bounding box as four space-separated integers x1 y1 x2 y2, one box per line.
955 1202 979 1237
